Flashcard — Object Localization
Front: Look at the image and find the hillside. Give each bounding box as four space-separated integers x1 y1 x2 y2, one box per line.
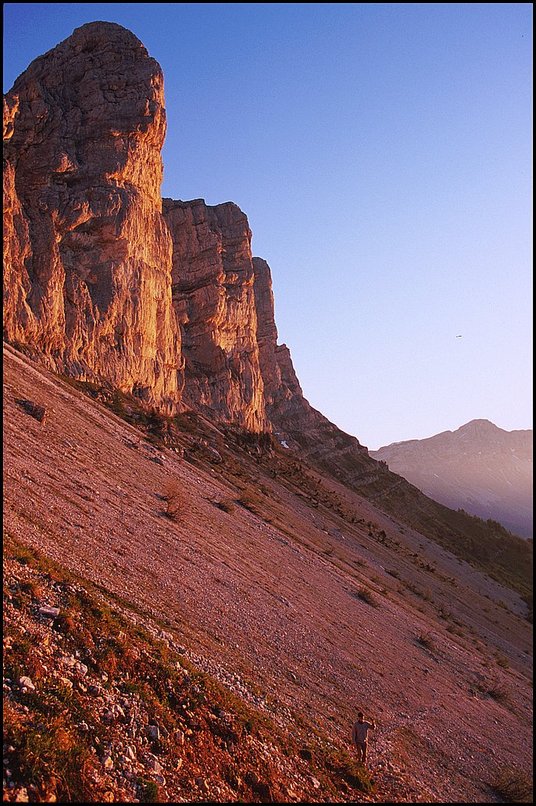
3 343 533 803
3 19 533 804
371 420 533 539
3 22 531 606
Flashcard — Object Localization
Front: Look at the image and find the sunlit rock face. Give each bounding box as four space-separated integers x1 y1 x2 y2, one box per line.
163 198 269 432
3 19 383 465
3 22 183 409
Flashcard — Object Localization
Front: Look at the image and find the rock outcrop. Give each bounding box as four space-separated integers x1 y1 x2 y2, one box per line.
3 22 182 409
163 198 268 432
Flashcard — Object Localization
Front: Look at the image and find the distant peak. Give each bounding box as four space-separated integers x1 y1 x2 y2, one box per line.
457 419 499 433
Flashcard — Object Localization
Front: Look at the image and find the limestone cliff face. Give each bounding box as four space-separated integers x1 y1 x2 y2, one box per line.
163 198 268 432
3 22 182 409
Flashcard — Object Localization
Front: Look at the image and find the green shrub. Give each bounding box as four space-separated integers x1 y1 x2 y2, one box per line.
139 779 160 802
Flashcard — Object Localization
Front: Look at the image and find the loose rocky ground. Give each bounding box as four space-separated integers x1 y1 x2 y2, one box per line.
3 343 533 802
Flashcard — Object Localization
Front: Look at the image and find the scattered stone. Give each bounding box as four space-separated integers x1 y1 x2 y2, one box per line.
18 676 35 691
195 777 208 793
113 704 126 720
146 725 160 741
145 756 162 774
39 605 60 618
75 661 88 677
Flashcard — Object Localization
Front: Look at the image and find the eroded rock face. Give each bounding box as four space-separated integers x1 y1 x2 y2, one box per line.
3 22 183 409
163 198 268 432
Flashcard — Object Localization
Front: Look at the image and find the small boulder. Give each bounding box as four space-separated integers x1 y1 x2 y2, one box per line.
39 605 60 619
18 676 35 691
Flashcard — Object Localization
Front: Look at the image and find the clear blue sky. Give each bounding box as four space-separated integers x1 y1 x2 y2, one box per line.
4 3 533 449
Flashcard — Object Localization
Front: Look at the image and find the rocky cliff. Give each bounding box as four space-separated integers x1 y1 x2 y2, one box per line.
0 19 389 462
2 19 374 449
4 22 531 559
163 198 268 432
3 22 183 409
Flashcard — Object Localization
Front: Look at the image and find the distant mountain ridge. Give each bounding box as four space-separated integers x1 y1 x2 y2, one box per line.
371 420 533 538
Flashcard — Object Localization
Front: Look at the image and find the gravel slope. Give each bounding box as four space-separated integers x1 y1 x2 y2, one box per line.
3 343 533 802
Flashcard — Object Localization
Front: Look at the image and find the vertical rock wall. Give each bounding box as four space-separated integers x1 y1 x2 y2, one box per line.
163 198 268 432
3 22 182 409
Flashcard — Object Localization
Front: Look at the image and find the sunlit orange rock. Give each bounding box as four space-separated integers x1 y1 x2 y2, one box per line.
3 22 183 409
163 198 268 432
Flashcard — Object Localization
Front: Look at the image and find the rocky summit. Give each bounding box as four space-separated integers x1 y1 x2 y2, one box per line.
3 21 533 805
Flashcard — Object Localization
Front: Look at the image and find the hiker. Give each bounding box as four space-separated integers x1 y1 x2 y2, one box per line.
352 711 376 764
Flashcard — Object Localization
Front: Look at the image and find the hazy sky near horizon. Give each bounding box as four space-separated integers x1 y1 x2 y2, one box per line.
4 3 533 449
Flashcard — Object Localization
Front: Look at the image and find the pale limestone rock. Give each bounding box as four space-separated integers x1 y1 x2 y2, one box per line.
3 22 183 411
163 198 268 432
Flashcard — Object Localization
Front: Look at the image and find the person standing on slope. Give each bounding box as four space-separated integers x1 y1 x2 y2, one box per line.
352 711 376 764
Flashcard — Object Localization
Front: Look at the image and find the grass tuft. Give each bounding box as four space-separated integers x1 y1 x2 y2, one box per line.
352 587 380 607
163 481 184 522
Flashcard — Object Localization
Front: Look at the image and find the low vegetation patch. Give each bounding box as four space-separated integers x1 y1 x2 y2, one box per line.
163 481 184 522
495 652 510 669
415 632 436 651
486 679 511 705
490 765 533 802
325 747 373 793
214 498 236 514
351 586 380 607
237 489 264 515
